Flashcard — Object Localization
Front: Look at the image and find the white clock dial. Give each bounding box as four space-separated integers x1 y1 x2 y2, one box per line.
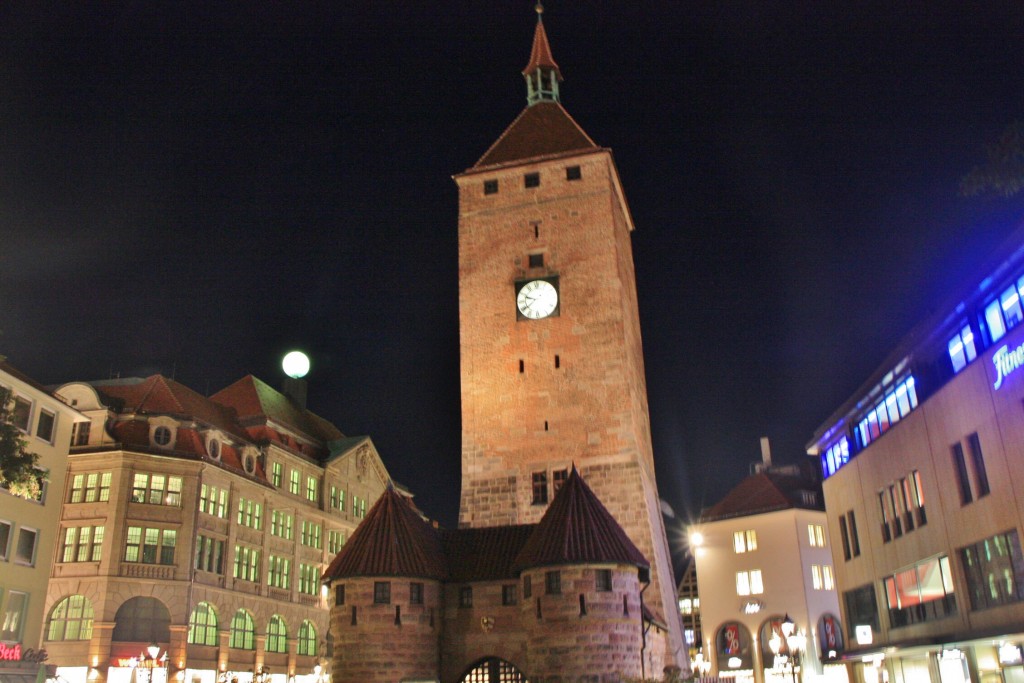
517 280 559 319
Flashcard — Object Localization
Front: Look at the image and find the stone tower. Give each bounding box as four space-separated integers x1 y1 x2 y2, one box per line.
453 5 687 671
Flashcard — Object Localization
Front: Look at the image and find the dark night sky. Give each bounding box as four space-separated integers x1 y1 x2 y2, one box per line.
4 3 1024 556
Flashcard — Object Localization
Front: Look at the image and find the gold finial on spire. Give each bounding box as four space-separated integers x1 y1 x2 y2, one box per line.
535 1 544 17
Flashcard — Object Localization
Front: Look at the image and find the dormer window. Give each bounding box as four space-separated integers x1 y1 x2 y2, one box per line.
149 418 178 450
208 439 221 460
154 427 171 446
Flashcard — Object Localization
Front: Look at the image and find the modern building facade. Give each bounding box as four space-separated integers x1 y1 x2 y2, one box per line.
807 224 1024 683
323 6 687 682
0 360 88 683
691 458 847 683
43 373 393 683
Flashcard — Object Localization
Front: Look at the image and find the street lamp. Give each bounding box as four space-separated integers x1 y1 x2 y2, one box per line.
253 666 271 683
775 615 806 683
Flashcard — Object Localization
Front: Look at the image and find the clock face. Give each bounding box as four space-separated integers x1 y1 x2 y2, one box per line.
517 279 559 319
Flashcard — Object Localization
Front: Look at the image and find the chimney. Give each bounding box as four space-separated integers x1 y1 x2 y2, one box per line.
282 377 308 409
760 437 772 468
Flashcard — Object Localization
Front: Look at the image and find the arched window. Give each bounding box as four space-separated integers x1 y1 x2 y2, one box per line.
297 620 317 656
188 602 218 646
112 597 170 643
46 595 94 641
229 610 255 650
266 615 288 653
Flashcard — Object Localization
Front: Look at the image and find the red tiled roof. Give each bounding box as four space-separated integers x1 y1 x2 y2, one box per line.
522 11 562 79
96 375 248 441
471 101 598 170
514 466 649 571
322 487 448 581
701 471 824 522
441 525 536 583
212 375 344 444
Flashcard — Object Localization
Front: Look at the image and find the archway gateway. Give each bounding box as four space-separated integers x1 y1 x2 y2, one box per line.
460 657 528 683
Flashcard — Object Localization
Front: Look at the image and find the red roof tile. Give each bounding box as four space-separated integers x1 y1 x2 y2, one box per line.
212 375 344 445
323 487 448 581
96 375 248 441
514 466 649 571
471 101 598 170
701 471 824 522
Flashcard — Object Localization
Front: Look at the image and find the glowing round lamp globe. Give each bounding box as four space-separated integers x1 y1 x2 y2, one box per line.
282 351 310 379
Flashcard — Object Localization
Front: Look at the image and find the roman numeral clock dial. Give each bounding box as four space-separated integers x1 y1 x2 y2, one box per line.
516 279 559 320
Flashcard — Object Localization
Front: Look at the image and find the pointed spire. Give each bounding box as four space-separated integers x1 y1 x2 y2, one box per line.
522 2 563 105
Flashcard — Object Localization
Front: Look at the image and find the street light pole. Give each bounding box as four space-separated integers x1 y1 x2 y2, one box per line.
780 615 806 683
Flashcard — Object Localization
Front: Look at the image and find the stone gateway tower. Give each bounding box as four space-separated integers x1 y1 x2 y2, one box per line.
325 7 688 682
454 5 686 672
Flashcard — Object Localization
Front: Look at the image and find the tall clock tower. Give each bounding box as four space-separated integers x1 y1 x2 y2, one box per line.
453 5 685 670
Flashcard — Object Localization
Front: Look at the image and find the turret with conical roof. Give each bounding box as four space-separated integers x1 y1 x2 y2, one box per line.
523 2 563 105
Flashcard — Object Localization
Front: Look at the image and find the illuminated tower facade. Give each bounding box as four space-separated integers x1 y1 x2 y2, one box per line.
453 6 686 672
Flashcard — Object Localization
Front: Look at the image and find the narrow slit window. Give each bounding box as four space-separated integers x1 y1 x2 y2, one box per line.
555 355 560 368
544 421 548 431
519 360 525 373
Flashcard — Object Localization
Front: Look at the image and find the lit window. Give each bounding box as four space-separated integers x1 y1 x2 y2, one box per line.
733 529 757 553
821 436 850 478
188 602 218 646
808 524 825 547
812 565 823 590
297 620 317 656
131 473 182 506
1 591 29 641
948 325 977 373
233 545 260 582
306 476 318 502
236 498 263 529
823 565 835 590
266 615 288 654
271 462 282 487
124 526 176 565
229 610 255 650
47 595 94 641
267 555 291 589
736 570 763 595
289 470 300 495
750 569 763 594
61 525 104 563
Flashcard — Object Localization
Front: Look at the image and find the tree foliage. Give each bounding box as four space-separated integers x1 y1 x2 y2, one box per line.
960 121 1024 198
0 387 43 500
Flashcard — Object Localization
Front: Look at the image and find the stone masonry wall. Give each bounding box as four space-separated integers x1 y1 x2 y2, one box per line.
330 577 441 683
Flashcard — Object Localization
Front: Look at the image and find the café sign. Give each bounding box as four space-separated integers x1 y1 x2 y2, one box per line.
0 643 48 662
